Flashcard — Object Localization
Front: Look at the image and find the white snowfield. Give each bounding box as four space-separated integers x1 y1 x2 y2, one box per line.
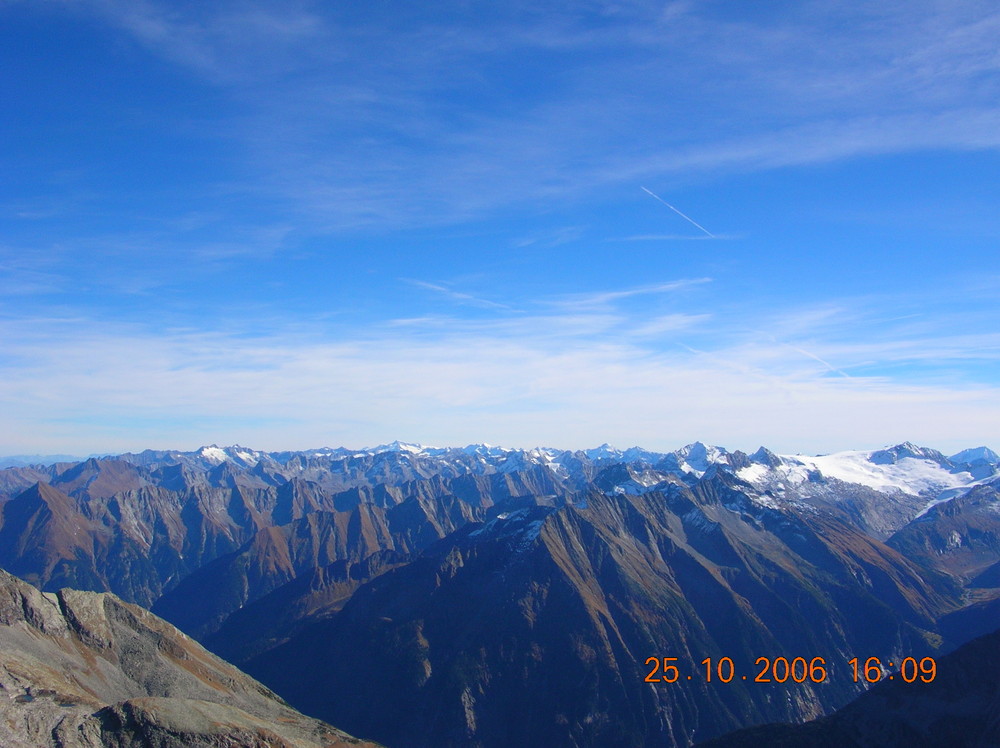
198 445 229 463
197 444 263 466
736 448 995 519
740 451 973 497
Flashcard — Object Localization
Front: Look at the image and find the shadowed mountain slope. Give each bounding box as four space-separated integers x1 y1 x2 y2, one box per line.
246 474 955 747
206 550 410 664
697 627 1000 748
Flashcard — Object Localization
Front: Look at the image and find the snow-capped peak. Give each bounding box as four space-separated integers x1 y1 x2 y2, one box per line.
195 445 262 466
950 446 1000 465
197 445 227 464
669 442 729 475
869 442 947 466
366 440 432 455
584 443 622 460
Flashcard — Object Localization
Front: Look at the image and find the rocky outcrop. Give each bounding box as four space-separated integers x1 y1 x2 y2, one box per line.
0 569 378 747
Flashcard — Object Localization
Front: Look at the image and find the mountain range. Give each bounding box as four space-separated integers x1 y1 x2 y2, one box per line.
0 440 997 746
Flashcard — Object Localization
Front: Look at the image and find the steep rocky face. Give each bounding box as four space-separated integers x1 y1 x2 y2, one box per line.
0 569 379 748
0 479 262 607
697 627 1000 748
888 482 1000 583
246 479 954 748
0 463 52 501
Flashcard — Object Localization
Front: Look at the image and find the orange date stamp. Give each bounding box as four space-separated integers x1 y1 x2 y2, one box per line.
644 656 937 684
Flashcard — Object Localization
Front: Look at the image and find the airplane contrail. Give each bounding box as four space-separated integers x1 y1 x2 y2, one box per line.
784 343 853 379
641 186 715 238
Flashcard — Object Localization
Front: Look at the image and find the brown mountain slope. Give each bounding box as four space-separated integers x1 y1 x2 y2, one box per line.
0 454 562 614
0 568 379 748
0 478 268 606
153 493 486 640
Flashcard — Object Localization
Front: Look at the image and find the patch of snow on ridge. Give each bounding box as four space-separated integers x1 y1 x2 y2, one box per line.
468 507 554 550
196 445 260 465
607 468 673 496
736 464 769 484
469 509 527 538
462 443 507 457
913 485 978 520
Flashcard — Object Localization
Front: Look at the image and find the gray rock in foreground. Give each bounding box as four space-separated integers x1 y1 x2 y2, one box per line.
0 568 379 747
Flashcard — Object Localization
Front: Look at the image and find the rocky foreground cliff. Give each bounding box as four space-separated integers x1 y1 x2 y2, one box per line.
0 569 378 747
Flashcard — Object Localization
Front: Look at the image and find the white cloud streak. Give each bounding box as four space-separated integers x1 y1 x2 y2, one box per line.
402 279 514 310
2 285 998 456
550 278 713 310
640 187 715 238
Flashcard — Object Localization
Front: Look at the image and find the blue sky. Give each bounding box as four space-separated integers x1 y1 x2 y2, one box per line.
2 0 999 456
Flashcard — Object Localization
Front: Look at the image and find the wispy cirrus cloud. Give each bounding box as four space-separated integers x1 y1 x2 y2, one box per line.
81 0 328 85
617 234 738 242
39 0 1000 230
2 279 998 456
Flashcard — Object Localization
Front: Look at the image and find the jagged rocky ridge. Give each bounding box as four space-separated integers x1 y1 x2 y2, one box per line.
0 568 377 747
